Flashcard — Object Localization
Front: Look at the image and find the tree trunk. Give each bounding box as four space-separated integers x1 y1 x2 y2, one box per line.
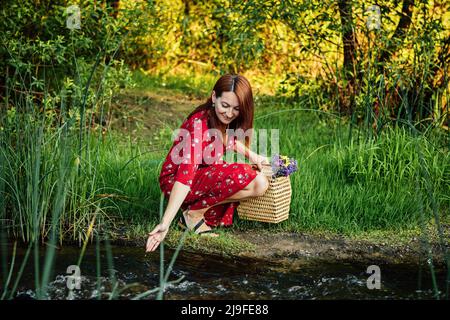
337 0 357 116
376 0 415 122
378 0 414 66
105 0 120 19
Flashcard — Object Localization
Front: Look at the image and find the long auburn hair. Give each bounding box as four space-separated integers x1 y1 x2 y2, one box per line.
187 74 255 149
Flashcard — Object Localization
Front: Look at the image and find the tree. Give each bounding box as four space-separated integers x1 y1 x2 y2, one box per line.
337 0 358 116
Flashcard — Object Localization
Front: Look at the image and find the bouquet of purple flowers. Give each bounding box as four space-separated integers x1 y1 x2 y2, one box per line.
270 154 298 178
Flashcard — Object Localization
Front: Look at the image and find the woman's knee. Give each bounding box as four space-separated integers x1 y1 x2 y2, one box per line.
252 173 269 197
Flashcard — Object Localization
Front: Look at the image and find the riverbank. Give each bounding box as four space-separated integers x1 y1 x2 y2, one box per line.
106 76 449 267
2 72 448 270
107 220 449 267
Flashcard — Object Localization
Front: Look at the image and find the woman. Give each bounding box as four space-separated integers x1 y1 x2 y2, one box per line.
146 74 270 252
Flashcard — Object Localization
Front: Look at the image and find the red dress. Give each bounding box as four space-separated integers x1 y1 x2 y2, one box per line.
159 109 258 227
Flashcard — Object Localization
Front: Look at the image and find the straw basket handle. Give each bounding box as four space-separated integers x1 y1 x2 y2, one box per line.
260 164 275 178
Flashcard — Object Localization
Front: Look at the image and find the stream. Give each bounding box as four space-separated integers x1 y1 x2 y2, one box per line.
1 244 447 300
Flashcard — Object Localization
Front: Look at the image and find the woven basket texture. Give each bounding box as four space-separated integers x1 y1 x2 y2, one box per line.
237 164 291 223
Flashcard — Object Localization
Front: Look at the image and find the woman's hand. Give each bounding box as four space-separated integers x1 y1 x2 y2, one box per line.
145 223 169 252
145 182 191 253
253 155 270 171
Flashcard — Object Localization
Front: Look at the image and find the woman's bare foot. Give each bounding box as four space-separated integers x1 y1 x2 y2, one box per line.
182 209 219 237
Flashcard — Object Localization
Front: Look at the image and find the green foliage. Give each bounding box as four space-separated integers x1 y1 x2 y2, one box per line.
0 0 136 243
0 0 448 242
119 0 450 125
0 0 135 115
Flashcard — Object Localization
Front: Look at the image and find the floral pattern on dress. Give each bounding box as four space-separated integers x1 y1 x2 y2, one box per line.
159 109 258 227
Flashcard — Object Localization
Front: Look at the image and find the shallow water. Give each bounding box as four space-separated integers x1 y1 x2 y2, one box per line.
0 244 447 300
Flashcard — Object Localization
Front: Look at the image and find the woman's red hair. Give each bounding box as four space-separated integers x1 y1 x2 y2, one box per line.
188 74 254 149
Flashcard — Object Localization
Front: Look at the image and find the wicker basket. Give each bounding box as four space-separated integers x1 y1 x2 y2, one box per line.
237 164 292 223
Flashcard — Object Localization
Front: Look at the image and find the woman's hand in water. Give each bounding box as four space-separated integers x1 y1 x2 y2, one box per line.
145 223 169 252
146 182 191 252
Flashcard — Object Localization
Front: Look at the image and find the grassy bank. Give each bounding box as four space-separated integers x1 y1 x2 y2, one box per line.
1 71 449 247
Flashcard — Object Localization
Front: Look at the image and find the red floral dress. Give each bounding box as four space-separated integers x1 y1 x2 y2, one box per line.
159 109 258 227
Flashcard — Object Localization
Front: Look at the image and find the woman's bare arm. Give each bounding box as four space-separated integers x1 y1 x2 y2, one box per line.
234 139 263 163
160 181 191 228
146 181 191 252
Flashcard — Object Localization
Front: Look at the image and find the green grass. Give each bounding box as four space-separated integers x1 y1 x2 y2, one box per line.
131 69 219 99
1 69 448 300
71 91 450 239
1 70 449 243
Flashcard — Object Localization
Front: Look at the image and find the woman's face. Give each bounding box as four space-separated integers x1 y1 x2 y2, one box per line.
212 91 240 126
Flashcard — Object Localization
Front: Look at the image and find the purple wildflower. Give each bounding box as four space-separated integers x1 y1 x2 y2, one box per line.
270 153 299 178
